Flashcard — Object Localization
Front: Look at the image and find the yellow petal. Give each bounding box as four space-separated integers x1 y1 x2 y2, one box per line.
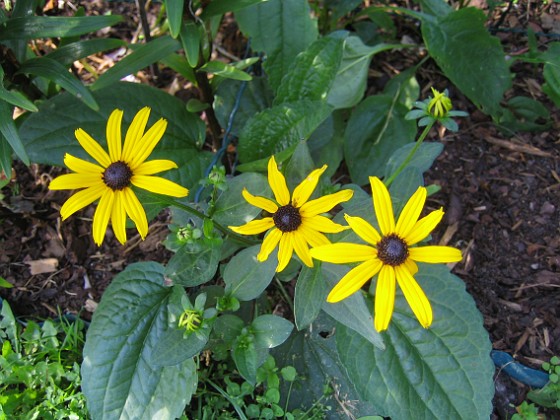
229 218 274 235
302 214 348 233
298 224 330 247
49 173 102 190
310 243 376 263
134 160 178 176
404 208 444 245
409 246 463 263
276 232 294 272
74 128 111 168
293 231 313 267
257 228 282 261
268 156 290 206
242 189 278 214
92 189 115 246
64 154 104 174
129 118 167 169
59 183 106 220
369 176 395 235
395 264 432 328
122 107 150 162
299 189 354 217
344 214 381 245
291 164 327 208
404 258 419 275
131 175 189 197
111 190 127 245
327 258 382 303
107 109 123 161
122 187 148 239
395 186 426 239
374 265 396 332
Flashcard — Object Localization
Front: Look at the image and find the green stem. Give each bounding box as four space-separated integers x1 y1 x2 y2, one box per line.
384 121 435 188
274 277 295 315
146 192 258 246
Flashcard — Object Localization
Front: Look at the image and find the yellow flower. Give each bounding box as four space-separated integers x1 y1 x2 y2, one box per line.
49 107 189 246
428 87 453 118
310 176 462 332
229 156 354 272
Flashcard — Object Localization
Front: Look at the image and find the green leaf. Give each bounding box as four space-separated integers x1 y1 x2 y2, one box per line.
224 245 277 301
152 327 209 368
422 7 512 118
236 0 318 91
18 57 99 110
275 37 343 104
251 315 293 349
92 36 181 91
160 53 196 83
308 111 346 178
336 264 494 419
416 0 452 16
213 172 271 227
0 67 37 112
389 167 424 216
165 242 222 287
164 0 184 38
199 60 252 81
284 141 316 192
214 77 274 137
0 136 11 175
327 35 404 109
344 94 417 185
238 100 332 163
0 276 14 288
273 312 376 417
294 265 326 330
0 100 29 165
0 15 122 40
233 337 263 385
321 263 384 349
384 141 443 179
82 262 198 420
180 22 201 68
383 66 420 109
19 82 204 166
543 63 560 107
500 96 551 132
201 0 270 18
45 38 125 68
0 300 19 352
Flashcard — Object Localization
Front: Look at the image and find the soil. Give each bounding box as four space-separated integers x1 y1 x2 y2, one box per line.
1 1 559 419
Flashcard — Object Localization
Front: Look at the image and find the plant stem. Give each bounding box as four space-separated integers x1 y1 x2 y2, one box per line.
146 192 258 246
384 121 434 188
274 277 295 315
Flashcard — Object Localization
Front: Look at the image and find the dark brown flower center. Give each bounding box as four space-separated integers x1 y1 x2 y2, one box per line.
377 234 409 266
273 205 302 232
102 161 132 191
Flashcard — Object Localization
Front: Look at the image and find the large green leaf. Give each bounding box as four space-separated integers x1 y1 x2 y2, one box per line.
275 37 343 104
384 142 443 179
18 57 99 110
236 0 318 90
0 15 122 40
336 264 494 419
294 265 326 330
0 100 30 165
165 242 222 287
92 36 181 91
237 100 332 163
223 245 277 301
422 7 512 118
213 172 271 227
327 35 403 109
251 314 293 349
201 0 270 18
18 82 204 167
82 262 198 420
45 38 125 68
344 94 417 185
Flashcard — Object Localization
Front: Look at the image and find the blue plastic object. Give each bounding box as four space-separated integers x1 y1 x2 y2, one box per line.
492 350 550 388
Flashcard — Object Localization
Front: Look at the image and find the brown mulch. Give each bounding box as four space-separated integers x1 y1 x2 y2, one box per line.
1 1 560 419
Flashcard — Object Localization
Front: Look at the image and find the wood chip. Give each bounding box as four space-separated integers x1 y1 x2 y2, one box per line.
484 136 553 158
25 258 59 275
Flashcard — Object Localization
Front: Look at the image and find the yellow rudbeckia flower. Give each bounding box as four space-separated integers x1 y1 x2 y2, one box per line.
49 107 189 246
229 156 354 272
310 176 462 332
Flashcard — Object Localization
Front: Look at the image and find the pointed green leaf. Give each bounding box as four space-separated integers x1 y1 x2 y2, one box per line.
236 0 318 90
237 100 332 163
165 242 221 287
0 100 29 165
0 67 37 112
19 82 204 166
18 57 98 110
344 94 417 185
152 328 209 367
201 0 270 17
384 142 443 179
336 264 494 419
422 7 512 117
199 60 252 81
82 262 198 420
164 0 184 38
45 38 125 68
252 315 293 349
92 36 181 91
0 136 11 175
180 22 201 68
223 245 277 301
0 15 122 40
275 37 343 104
294 265 325 330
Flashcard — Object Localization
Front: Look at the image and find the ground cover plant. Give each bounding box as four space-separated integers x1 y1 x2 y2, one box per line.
0 0 559 418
